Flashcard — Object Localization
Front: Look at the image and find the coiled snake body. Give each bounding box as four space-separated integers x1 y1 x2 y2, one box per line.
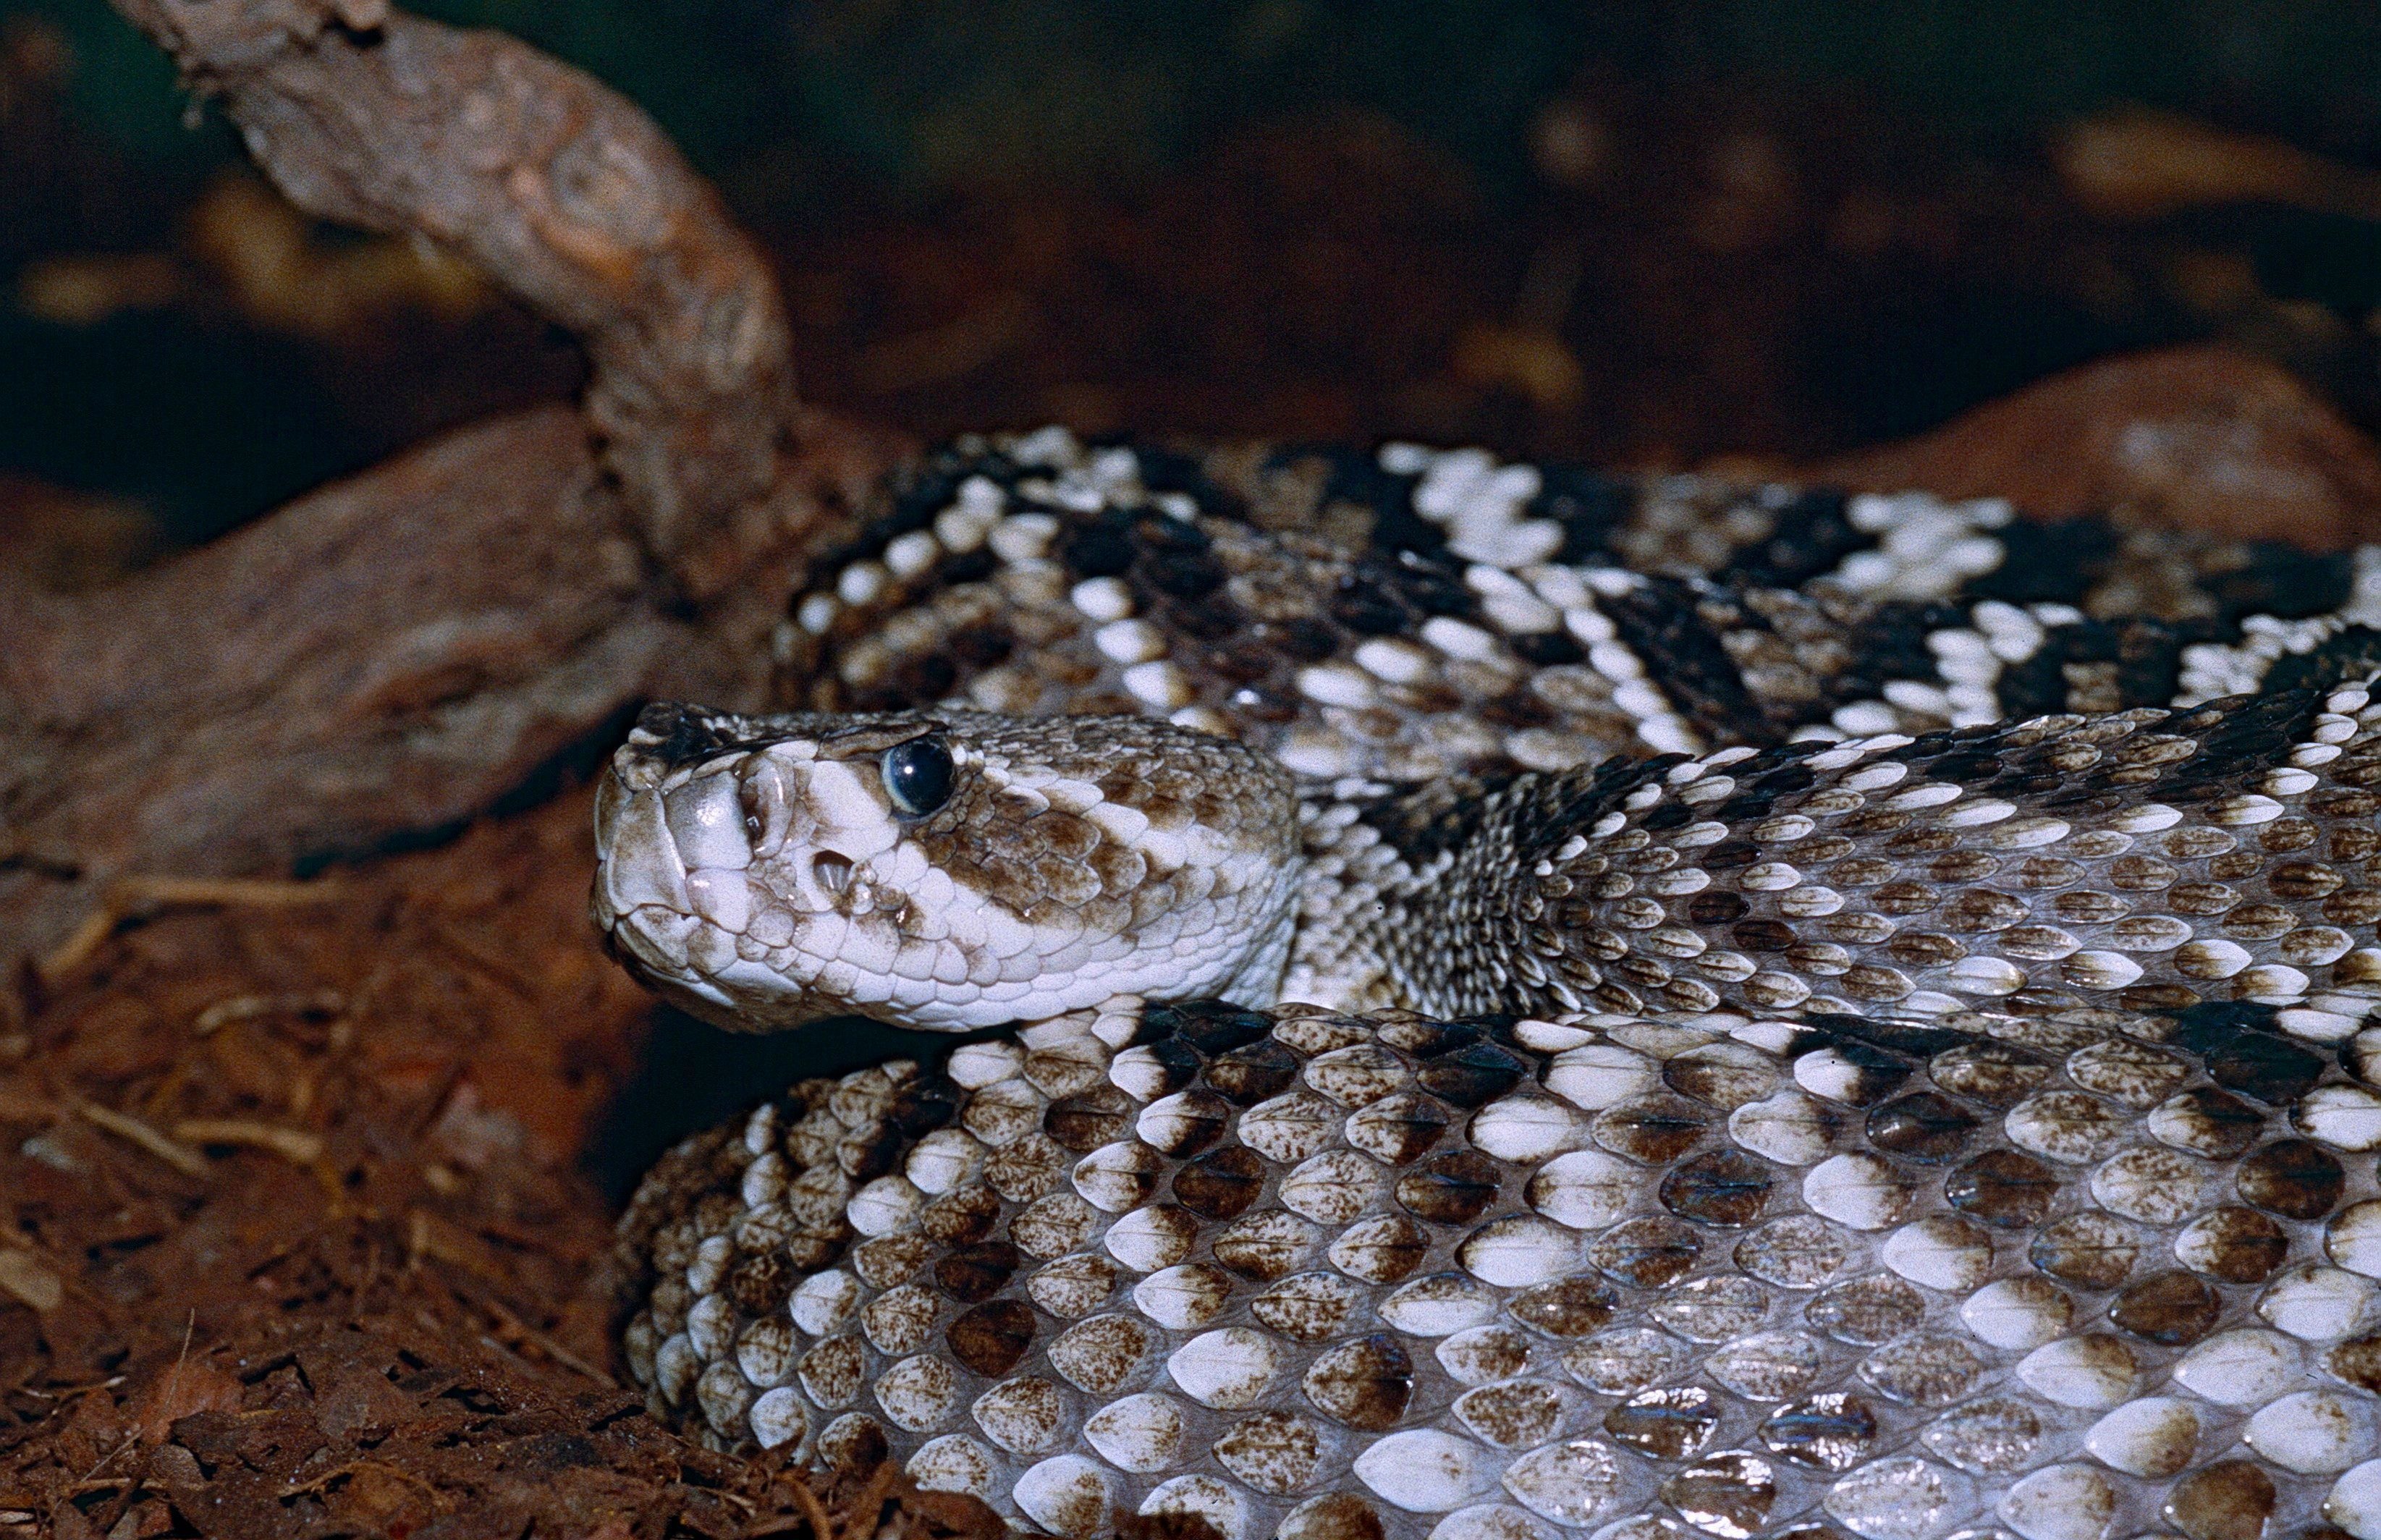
595 430 2381 1540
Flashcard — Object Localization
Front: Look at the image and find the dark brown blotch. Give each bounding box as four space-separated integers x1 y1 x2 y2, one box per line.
1859 1331 1989 1406
2155 1088 2266 1158
1044 1085 1135 1151
887 1073 967 1136
1302 1333 1413 1431
1594 1096 1711 1165
1140 1088 1232 1156
1604 1385 1717 1460
2164 1460 2276 1540
1885 931 1965 968
1691 892 1749 925
1202 1039 1303 1104
1128 1036 1204 1099
947 1298 1037 1377
2030 1211 2142 1290
1275 1493 1387 1540
1509 1277 1620 1337
1589 1217 1703 1290
1659 1148 1775 1227
2109 1270 2223 1345
1733 918 1796 952
919 1187 1002 1245
727 1253 796 1316
1800 1037 1913 1104
933 1240 1023 1303
1376 1019 1486 1057
1662 1050 1773 1110
1348 1091 1452 1164
1758 1392 1878 1472
1251 1273 1362 1343
1866 1093 1980 1164
1927 1041 2053 1108
2326 1333 2381 1392
1662 1450 1777 1539
1174 1145 1266 1220
1416 1043 1528 1107
1330 1214 1431 1285
1213 1209 1316 1282
1806 1276 1927 1345
1944 1149 2059 1228
2322 887 2381 923
1396 1151 1505 1227
2201 1034 2327 1107
1938 888 2023 931
2178 1206 2288 1284
836 1120 906 1180
1929 850 2000 885
2236 1138 2346 1220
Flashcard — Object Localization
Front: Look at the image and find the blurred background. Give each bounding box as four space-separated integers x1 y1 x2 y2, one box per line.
4 0 2381 579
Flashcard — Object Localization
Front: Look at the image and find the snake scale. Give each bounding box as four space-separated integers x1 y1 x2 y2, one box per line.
591 428 2381 1540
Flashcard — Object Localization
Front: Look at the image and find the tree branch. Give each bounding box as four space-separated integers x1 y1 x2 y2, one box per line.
0 3 902 980
106 0 800 580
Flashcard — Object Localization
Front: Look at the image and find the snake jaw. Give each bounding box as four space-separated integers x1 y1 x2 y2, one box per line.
592 704 1307 1033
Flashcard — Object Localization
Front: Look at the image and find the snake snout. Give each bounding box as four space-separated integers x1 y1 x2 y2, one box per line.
661 772 753 873
592 773 693 921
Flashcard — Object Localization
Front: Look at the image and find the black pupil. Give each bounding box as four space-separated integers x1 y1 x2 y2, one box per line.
882 737 955 816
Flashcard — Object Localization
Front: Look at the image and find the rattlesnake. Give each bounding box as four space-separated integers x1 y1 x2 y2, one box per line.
593 428 2381 1540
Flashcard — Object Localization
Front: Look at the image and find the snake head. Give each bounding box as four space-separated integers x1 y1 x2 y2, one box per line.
591 702 1303 1033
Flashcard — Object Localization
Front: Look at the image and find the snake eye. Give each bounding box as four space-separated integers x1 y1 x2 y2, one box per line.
881 736 955 817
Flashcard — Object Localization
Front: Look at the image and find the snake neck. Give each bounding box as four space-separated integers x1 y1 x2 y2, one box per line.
1285 761 1623 1018
1289 680 2381 1030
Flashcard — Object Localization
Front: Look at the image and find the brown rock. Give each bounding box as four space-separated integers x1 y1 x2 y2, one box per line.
1814 344 2381 547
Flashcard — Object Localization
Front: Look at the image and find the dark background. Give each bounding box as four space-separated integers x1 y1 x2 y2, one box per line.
4 0 2381 565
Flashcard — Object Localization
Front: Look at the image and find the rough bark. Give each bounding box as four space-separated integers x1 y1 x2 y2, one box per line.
106 0 800 578
0 1 902 979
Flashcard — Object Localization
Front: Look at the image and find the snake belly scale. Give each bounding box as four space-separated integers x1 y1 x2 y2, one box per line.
594 428 2381 1540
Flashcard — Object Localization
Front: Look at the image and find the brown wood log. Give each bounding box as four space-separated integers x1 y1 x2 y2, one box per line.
0 397 902 980
0 3 908 982
104 0 801 578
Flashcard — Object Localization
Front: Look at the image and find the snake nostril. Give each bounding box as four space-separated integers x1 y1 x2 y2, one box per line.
813 852 853 896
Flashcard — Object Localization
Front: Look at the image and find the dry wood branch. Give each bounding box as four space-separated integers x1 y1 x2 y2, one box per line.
104 0 798 577
34 875 344 986
0 3 907 981
0 401 882 980
0 410 658 968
